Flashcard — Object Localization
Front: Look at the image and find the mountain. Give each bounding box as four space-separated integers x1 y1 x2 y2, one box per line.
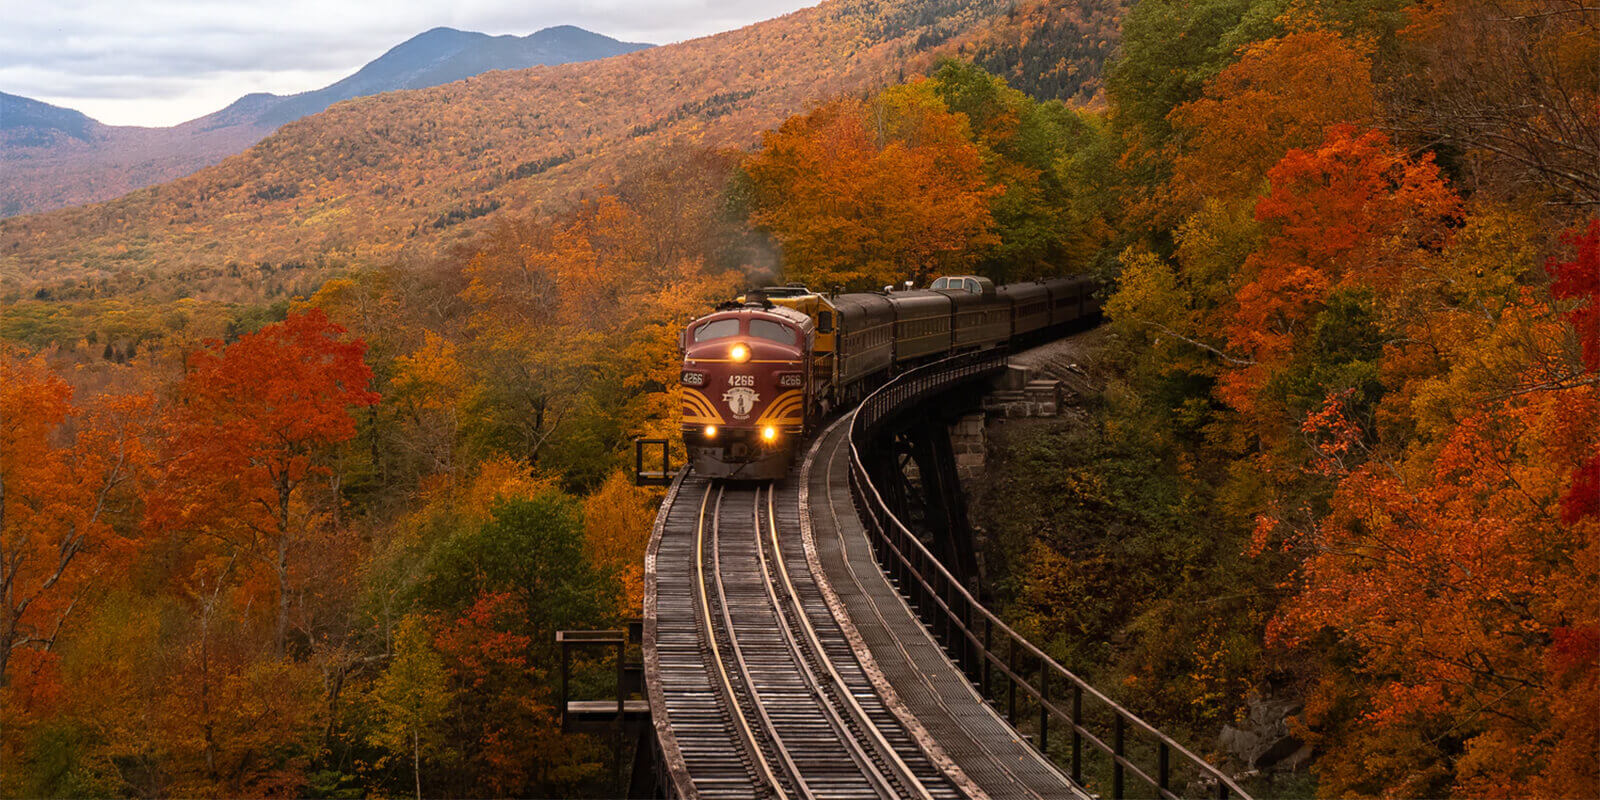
0 93 99 146
0 26 652 218
210 25 653 129
0 0 1125 302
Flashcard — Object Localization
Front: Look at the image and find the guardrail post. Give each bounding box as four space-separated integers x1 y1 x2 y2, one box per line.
894 519 905 590
1159 742 1170 796
963 596 977 679
560 636 571 726
921 546 934 630
972 611 985 694
955 588 967 673
1038 667 1049 753
934 576 947 656
1113 714 1125 800
1007 642 1018 725
616 637 626 721
1071 684 1082 784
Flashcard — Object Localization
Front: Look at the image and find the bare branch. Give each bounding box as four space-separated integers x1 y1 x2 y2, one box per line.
1139 321 1257 365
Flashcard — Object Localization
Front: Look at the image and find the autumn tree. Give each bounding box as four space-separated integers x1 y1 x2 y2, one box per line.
150 310 378 657
583 472 657 611
456 172 737 483
745 82 999 289
1220 125 1460 417
1167 28 1378 214
1391 0 1600 203
415 492 617 663
431 590 606 796
0 348 150 687
1273 274 1599 794
368 614 453 800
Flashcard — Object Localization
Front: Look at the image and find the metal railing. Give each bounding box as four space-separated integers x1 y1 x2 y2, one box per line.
848 351 1253 800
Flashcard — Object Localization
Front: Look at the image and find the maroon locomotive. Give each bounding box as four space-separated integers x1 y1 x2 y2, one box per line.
679 302 815 480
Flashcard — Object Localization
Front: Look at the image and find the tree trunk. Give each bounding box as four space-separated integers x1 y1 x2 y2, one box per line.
413 728 422 800
276 479 292 658
0 623 11 689
276 532 290 658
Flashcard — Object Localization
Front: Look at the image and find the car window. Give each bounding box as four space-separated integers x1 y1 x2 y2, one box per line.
693 319 740 342
749 319 795 345
965 278 980 294
931 277 950 290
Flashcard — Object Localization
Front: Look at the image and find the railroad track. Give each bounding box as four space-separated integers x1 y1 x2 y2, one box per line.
652 475 964 800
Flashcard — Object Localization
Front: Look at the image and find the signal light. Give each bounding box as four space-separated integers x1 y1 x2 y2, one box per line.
704 425 717 439
730 343 750 362
761 425 778 443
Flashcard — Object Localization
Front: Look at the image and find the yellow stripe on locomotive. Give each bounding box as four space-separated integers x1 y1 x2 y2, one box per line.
754 389 805 428
681 388 726 426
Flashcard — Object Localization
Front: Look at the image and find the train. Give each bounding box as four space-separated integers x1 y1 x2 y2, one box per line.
679 275 1100 479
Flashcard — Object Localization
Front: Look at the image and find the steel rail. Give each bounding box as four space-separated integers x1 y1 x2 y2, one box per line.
757 485 941 800
695 484 793 798
745 487 889 799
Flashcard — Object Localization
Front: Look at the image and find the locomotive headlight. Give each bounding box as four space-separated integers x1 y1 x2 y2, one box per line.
729 343 750 363
760 425 778 443
703 425 717 439
777 372 804 388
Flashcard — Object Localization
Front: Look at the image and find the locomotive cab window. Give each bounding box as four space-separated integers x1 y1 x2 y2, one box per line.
693 319 740 342
749 319 796 345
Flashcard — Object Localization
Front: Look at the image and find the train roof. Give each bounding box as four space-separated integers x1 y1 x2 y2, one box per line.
748 285 812 298
694 302 814 331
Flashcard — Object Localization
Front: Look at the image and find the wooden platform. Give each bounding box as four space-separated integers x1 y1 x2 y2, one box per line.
565 700 651 719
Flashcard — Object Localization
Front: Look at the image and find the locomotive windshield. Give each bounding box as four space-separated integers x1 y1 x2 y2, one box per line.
693 319 740 342
749 319 796 345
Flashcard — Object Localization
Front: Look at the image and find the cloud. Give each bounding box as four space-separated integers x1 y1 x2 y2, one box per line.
1 0 813 126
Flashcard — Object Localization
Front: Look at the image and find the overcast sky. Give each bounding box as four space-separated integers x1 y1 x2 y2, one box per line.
1 0 815 127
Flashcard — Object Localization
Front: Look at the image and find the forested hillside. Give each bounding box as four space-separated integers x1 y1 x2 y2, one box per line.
0 27 652 219
0 0 1123 306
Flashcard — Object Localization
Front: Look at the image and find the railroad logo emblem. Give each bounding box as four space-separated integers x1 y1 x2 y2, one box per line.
722 387 760 420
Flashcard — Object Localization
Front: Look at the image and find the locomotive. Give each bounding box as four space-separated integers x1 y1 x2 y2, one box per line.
680 275 1099 480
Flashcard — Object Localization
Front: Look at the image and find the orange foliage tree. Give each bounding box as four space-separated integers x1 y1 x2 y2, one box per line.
0 349 150 688
1275 333 1598 795
1166 28 1378 215
1220 125 1460 416
149 310 377 657
429 590 601 796
745 82 999 289
583 472 657 611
